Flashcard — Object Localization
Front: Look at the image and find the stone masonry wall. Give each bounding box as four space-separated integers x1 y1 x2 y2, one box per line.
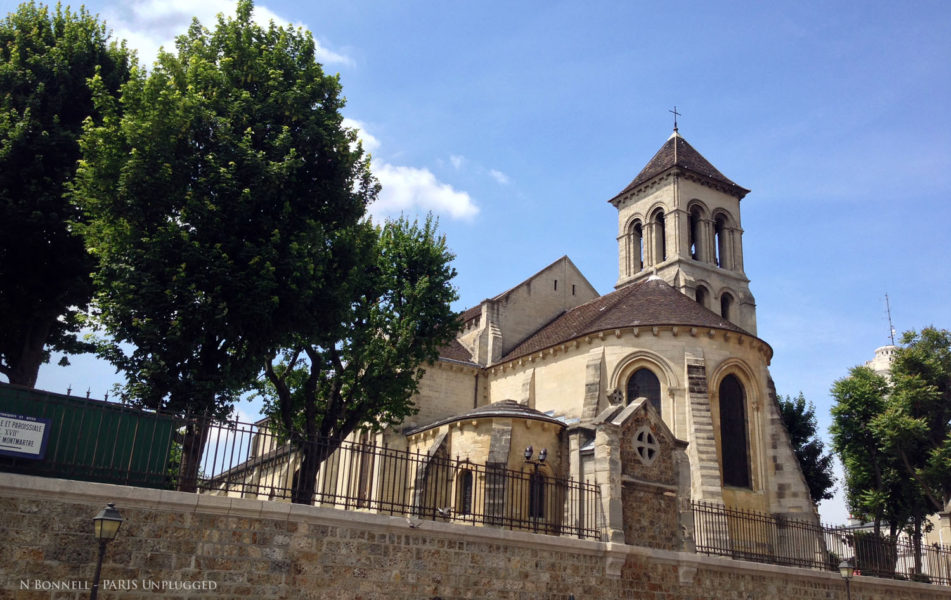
2 473 950 600
621 485 679 551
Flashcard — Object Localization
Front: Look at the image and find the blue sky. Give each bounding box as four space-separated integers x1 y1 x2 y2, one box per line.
6 0 951 524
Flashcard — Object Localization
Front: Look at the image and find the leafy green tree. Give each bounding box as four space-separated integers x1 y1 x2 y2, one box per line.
72 0 376 490
0 2 131 386
877 327 951 514
830 366 913 536
262 216 460 504
871 327 951 576
778 393 835 505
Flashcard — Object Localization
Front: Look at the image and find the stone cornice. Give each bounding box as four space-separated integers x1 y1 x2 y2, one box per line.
488 326 773 376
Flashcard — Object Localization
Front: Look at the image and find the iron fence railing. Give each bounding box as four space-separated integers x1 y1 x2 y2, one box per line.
691 500 951 586
0 386 603 539
199 417 604 540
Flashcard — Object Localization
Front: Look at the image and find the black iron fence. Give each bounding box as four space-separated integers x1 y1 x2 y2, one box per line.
0 385 603 540
200 417 604 540
691 500 951 586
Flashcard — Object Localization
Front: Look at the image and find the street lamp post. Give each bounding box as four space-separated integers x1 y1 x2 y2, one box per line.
838 558 854 600
90 503 123 600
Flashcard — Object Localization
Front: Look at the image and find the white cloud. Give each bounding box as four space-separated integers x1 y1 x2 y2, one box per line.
489 169 510 185
374 164 479 221
100 0 351 68
342 118 381 153
341 123 478 222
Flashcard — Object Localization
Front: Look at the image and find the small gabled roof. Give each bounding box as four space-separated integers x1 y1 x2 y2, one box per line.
610 131 749 203
501 277 751 362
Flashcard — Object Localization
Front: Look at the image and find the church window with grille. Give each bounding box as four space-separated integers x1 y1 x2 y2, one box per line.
626 368 661 416
457 469 474 515
719 374 750 488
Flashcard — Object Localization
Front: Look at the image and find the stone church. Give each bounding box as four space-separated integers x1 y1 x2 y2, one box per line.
398 127 818 538
220 128 819 549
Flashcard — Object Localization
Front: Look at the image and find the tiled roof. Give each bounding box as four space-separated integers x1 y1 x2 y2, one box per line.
501 277 749 362
437 338 477 364
610 132 749 202
460 305 481 323
405 399 565 435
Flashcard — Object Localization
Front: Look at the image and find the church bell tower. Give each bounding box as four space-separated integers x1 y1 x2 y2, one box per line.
609 128 757 334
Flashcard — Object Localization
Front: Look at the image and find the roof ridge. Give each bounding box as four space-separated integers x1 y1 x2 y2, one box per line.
500 278 757 363
490 254 570 301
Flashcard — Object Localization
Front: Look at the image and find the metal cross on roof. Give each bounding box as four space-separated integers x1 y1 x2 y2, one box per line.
669 106 681 132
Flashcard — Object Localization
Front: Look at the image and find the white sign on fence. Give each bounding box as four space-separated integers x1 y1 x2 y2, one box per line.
0 412 51 460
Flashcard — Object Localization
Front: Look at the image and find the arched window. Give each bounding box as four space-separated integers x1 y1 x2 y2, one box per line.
696 285 708 309
715 214 730 269
456 469 473 515
626 368 662 416
628 221 643 274
720 293 733 321
652 211 667 262
688 207 703 260
719 374 750 488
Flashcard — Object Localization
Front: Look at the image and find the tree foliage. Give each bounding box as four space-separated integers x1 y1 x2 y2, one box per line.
830 366 912 534
0 2 131 386
875 328 951 513
261 216 461 504
778 393 835 505
72 0 375 488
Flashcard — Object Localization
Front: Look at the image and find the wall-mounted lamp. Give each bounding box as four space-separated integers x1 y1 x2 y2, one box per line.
524 446 547 463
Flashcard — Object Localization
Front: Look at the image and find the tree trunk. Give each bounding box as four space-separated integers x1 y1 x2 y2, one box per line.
177 416 211 493
5 319 53 387
291 437 335 504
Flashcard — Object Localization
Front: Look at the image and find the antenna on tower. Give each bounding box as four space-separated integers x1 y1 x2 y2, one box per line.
885 293 896 345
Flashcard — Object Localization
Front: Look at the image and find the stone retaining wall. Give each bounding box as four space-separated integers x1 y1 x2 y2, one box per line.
1 473 948 600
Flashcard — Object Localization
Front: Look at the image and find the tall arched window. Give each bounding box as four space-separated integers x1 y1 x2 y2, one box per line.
696 285 709 309
626 368 661 416
688 207 702 260
719 374 750 488
628 221 643 274
715 214 730 269
652 210 667 263
720 292 734 321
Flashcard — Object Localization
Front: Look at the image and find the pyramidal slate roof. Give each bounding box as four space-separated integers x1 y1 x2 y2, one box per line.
610 131 749 203
501 277 750 362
